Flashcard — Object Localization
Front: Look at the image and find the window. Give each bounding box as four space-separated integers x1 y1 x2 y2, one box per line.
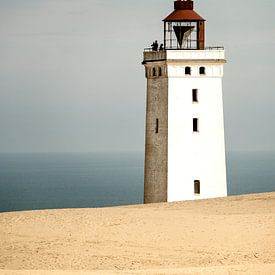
155 119 159 134
159 67 162 76
192 89 198 103
194 180 200 195
193 118 199 132
199 66 206 75
185 66 191 75
152 67 156 77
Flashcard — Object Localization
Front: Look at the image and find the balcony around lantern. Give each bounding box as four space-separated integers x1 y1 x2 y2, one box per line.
143 46 225 64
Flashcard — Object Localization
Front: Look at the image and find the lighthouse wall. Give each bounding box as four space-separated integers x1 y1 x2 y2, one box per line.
144 63 168 203
167 59 227 202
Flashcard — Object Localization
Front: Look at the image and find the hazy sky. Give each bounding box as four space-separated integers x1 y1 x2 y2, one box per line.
0 0 274 152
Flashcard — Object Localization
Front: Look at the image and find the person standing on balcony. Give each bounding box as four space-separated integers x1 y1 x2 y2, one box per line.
151 40 158 51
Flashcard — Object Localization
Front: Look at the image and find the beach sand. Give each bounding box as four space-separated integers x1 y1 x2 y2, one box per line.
0 193 275 274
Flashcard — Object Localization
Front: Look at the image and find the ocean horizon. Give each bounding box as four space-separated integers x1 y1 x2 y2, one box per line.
0 151 274 213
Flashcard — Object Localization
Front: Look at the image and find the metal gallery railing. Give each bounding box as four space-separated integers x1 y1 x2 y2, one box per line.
144 46 224 52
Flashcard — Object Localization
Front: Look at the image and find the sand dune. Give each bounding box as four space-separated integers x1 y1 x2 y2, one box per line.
0 193 275 274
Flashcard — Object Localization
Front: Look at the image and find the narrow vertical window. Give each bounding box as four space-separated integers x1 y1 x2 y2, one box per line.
185 66 191 75
192 89 198 103
193 118 199 132
199 66 206 75
155 119 159 134
152 67 156 77
159 67 162 76
194 180 200 195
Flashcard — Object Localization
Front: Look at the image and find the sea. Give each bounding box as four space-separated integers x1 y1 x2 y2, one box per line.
0 151 274 213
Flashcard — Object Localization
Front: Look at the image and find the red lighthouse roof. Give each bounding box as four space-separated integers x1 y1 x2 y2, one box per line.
164 0 205 22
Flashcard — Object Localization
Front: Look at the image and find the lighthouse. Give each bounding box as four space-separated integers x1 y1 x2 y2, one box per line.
143 0 227 203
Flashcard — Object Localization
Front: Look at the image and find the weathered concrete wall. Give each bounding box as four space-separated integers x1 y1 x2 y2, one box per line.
144 63 168 204
143 51 167 62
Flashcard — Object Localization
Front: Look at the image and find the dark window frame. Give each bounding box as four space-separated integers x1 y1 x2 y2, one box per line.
152 67 156 77
199 66 206 75
192 89 198 103
159 67 162 76
185 66 191 75
193 118 199 132
194 180 200 195
155 118 159 134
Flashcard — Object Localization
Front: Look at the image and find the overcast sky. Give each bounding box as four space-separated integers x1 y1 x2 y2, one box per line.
0 0 274 153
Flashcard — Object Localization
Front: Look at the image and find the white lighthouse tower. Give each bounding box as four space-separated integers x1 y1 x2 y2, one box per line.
143 0 227 203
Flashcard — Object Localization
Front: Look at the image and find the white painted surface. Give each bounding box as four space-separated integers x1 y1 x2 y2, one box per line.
167 50 227 202
166 49 225 60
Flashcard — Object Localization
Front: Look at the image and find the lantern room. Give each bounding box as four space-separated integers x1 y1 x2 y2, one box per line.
163 0 205 50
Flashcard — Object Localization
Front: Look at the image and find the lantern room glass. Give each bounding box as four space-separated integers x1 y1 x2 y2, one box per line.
164 21 199 50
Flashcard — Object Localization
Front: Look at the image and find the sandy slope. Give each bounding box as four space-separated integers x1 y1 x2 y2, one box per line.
0 193 274 274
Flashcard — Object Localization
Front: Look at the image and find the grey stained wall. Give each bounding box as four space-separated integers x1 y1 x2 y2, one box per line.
144 63 168 204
